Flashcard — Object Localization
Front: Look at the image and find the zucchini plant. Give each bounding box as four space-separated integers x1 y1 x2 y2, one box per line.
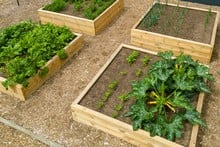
0 21 75 89
125 51 213 141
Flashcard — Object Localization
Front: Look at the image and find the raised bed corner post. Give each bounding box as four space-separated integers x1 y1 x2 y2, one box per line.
17 0 20 6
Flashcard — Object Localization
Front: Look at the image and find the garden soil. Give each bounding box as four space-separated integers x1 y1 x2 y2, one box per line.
0 0 220 146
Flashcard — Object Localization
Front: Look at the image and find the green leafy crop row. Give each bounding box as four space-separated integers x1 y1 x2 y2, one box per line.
125 51 213 141
43 0 116 20
0 21 75 89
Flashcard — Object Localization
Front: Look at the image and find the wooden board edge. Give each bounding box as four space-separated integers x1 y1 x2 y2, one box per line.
162 2 219 13
210 11 219 46
132 28 212 48
131 1 155 29
189 92 205 147
71 44 124 105
94 0 123 21
71 104 183 147
94 0 124 35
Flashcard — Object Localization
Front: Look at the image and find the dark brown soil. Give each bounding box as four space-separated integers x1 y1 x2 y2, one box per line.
79 47 195 146
137 3 216 44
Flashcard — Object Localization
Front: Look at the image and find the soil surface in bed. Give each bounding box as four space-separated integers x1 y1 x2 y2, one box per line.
137 3 216 44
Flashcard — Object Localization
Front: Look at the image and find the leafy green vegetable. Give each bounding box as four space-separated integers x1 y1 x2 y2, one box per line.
141 55 150 66
126 51 139 65
0 21 75 89
125 51 213 141
44 0 115 20
44 0 67 12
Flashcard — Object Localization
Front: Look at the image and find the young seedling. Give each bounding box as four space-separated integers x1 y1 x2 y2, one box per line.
115 103 123 111
97 101 104 109
141 55 150 66
112 111 119 118
204 7 212 30
103 90 112 102
119 71 127 76
108 80 119 90
118 93 129 101
126 51 139 65
135 68 142 77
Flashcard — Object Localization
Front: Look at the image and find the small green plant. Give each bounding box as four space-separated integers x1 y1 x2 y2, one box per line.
97 80 119 109
126 51 140 65
141 3 163 29
44 0 67 12
173 7 187 35
73 0 82 11
135 68 142 77
115 103 123 111
118 93 129 101
119 71 127 76
108 80 119 90
97 101 104 109
141 55 150 66
112 111 119 118
204 7 212 30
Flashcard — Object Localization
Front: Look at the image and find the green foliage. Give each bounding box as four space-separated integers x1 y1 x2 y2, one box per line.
103 90 112 102
118 93 129 101
97 80 119 109
44 0 67 12
45 0 116 20
108 80 119 90
126 51 139 65
0 21 75 89
141 55 150 66
119 71 127 76
125 51 213 141
141 3 163 29
112 111 119 118
115 103 123 111
135 68 142 77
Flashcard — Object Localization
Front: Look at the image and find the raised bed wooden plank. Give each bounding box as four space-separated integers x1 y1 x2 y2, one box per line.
71 44 205 147
0 33 83 101
131 2 219 64
38 0 124 36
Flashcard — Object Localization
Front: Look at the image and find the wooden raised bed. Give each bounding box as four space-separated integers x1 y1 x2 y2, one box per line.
131 2 219 64
71 44 205 147
38 0 124 36
0 33 83 101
